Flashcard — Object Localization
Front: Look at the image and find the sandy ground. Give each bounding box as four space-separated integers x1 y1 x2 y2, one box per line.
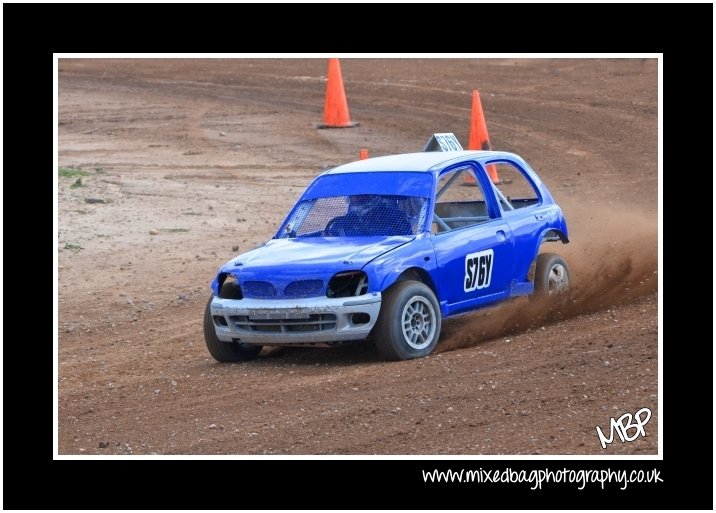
58 58 658 455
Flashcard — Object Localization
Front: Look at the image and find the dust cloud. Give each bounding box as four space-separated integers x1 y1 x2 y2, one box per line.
438 203 658 352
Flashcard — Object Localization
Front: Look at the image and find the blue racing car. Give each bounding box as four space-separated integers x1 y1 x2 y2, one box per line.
205 150 570 361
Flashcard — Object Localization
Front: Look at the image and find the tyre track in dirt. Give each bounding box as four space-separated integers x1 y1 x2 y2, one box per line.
60 60 657 212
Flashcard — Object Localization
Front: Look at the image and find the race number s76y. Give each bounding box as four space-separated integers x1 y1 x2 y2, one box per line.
464 249 494 292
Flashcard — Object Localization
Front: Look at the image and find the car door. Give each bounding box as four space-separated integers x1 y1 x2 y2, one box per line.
429 163 514 315
484 158 550 292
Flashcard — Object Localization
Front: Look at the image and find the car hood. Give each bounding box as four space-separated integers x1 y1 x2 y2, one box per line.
217 236 414 296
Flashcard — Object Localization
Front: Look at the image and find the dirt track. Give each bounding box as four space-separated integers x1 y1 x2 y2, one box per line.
58 58 658 455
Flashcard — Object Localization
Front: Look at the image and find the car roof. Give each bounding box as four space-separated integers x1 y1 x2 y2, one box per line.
324 150 519 174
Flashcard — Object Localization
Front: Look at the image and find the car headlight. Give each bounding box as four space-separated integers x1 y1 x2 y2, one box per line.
327 271 368 298
218 273 243 299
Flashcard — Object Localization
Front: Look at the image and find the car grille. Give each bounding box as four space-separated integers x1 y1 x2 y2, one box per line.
240 280 324 299
284 279 324 299
229 313 337 333
241 281 277 298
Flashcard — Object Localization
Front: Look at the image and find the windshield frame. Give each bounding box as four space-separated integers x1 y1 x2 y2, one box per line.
274 171 435 239
275 193 429 239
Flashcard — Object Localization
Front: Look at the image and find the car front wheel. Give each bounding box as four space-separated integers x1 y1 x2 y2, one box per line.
374 280 442 360
203 296 262 362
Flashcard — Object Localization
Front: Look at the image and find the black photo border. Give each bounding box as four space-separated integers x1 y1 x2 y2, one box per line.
3 2 711 510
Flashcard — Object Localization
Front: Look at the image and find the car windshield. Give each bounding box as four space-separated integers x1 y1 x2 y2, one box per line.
277 194 429 238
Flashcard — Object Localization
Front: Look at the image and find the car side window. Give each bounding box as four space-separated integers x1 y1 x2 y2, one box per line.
489 161 541 212
432 166 490 234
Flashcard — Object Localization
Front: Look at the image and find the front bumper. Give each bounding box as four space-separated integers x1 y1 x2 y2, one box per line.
209 293 382 345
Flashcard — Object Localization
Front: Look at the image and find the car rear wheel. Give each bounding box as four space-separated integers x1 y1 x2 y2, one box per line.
534 253 571 297
374 280 442 360
203 296 262 362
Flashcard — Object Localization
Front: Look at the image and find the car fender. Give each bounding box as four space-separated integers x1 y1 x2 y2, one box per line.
531 210 569 268
537 207 569 246
362 233 438 294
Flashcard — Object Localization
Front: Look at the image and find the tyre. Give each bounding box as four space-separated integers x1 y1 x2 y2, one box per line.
534 253 571 297
203 296 262 362
374 280 442 361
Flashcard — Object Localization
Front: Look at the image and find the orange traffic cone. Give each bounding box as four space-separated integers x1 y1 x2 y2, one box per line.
359 148 368 160
317 58 358 128
466 89 499 184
